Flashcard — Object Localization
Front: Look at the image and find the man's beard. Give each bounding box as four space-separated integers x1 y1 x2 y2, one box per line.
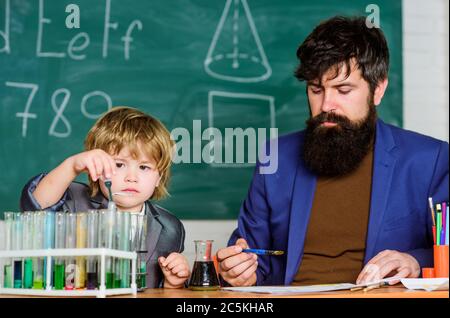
302 105 377 177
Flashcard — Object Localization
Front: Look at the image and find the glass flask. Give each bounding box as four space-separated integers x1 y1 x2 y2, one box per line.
188 240 220 291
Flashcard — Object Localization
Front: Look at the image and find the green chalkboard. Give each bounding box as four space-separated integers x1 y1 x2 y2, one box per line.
0 0 402 219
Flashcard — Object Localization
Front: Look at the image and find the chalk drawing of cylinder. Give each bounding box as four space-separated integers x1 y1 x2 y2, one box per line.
204 0 272 83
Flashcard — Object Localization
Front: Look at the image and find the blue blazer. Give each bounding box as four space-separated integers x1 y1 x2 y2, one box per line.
228 119 449 285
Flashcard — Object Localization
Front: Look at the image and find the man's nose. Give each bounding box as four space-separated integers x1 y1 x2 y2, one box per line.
320 90 337 113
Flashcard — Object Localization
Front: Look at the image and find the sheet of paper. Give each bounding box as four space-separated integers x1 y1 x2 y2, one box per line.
222 277 402 294
400 278 449 292
222 284 356 294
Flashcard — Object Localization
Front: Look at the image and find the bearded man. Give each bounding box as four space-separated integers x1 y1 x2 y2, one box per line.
216 16 449 287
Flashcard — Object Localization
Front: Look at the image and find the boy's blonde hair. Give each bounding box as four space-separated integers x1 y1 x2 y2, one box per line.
84 106 174 200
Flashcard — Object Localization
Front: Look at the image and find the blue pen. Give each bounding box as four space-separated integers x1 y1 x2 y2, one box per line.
242 249 284 256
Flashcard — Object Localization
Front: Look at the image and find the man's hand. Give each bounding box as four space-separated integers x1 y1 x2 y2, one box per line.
356 250 420 285
216 238 258 287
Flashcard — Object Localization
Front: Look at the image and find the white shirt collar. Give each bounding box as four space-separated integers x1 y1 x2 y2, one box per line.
139 202 146 216
118 203 146 215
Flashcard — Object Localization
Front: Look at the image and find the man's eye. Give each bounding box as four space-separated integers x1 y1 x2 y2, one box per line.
338 89 351 95
310 88 322 94
116 163 124 168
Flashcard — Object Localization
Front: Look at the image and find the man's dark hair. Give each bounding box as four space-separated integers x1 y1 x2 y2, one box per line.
295 16 389 94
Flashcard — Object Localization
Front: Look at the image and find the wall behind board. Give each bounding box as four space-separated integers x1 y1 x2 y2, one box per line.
403 0 449 142
0 0 402 219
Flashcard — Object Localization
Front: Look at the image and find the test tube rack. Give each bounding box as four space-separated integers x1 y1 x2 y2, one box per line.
0 248 137 298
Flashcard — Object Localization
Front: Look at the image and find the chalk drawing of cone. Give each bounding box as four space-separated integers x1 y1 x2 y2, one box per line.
204 0 272 83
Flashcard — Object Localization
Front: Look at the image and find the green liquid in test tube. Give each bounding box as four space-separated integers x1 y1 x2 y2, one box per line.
54 212 65 290
32 212 45 289
106 272 114 289
54 264 65 290
99 209 115 288
22 212 33 289
3 265 12 288
3 212 14 288
119 212 131 288
12 213 23 288
113 211 122 288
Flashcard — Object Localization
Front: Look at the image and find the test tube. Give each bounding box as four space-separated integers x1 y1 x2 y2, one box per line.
54 212 66 290
119 212 131 288
138 214 148 289
43 212 55 288
130 213 147 290
3 212 14 288
113 211 122 288
138 215 148 252
86 210 99 290
22 212 33 288
12 213 24 288
65 212 76 290
75 212 87 289
98 209 115 288
130 213 138 252
32 212 45 289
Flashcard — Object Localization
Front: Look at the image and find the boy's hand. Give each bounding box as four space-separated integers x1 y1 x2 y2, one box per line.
159 253 191 289
69 149 116 181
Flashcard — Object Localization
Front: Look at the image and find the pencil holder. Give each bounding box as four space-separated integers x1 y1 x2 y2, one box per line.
421 267 435 278
433 245 449 278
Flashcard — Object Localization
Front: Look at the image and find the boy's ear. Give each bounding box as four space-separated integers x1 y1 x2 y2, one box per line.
156 175 162 187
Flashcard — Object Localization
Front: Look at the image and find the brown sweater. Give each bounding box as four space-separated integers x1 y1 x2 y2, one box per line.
292 147 374 285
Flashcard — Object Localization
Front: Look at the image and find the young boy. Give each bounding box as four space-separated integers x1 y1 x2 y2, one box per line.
20 106 190 288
